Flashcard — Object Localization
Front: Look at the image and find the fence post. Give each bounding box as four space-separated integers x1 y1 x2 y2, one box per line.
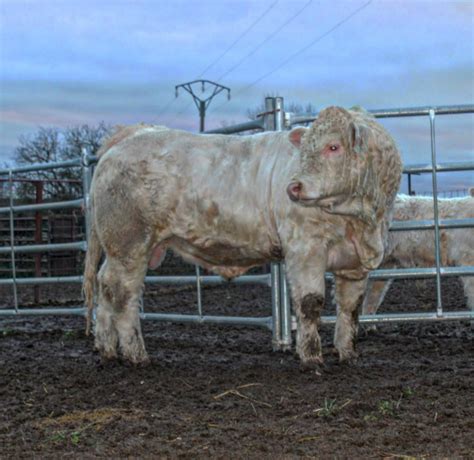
274 97 292 351
265 97 292 351
263 97 283 350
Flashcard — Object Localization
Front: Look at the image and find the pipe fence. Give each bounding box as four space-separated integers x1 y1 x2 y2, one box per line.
1 98 473 352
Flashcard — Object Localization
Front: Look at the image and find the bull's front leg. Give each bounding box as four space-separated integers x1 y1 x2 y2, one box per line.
285 247 327 370
333 275 368 362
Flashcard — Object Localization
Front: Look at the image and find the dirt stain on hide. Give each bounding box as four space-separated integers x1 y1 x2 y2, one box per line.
101 278 130 312
301 294 324 322
206 202 220 222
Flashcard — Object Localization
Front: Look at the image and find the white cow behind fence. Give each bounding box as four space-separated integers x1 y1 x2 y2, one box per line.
362 192 474 315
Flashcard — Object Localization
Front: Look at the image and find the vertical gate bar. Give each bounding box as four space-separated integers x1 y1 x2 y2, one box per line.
428 109 443 317
81 147 94 318
279 262 292 350
196 265 203 318
271 262 282 350
265 97 284 349
81 147 92 242
8 171 18 312
34 181 43 303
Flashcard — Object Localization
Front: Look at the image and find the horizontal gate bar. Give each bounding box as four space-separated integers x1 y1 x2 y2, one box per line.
141 312 273 329
0 274 271 286
370 104 474 118
1 266 472 286
0 307 86 316
290 104 474 126
390 217 474 231
0 276 83 286
403 161 474 174
0 198 84 214
365 265 474 280
1 307 471 327
205 118 264 135
318 310 474 325
0 159 82 175
145 274 271 286
0 241 87 254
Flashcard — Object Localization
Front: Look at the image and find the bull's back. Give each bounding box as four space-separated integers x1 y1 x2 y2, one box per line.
92 127 294 263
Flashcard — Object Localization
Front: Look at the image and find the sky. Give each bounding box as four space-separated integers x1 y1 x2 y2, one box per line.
0 0 473 194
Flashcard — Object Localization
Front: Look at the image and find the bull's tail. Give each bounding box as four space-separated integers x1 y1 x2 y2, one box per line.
83 221 101 336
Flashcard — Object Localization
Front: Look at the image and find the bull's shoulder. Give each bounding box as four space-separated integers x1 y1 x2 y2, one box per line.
96 123 168 158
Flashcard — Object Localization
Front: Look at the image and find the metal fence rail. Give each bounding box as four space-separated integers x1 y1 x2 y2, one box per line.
1 98 473 351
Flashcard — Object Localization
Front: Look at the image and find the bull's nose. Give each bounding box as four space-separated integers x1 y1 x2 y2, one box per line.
287 181 303 202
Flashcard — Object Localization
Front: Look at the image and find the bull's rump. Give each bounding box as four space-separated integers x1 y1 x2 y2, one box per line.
91 127 293 267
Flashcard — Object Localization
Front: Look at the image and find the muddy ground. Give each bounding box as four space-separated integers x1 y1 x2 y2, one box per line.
1 258 473 458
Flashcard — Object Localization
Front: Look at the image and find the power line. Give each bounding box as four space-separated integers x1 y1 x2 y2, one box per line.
215 0 313 82
196 0 279 78
159 1 278 119
178 0 312 118
156 95 178 119
212 0 373 113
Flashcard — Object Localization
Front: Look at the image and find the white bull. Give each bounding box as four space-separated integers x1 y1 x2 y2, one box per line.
83 107 402 368
362 194 474 315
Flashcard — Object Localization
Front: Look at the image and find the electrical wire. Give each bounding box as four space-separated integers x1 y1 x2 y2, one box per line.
160 1 279 119
215 0 313 82
196 0 279 78
212 0 373 114
177 0 313 117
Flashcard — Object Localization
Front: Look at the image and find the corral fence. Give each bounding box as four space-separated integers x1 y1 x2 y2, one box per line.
1 97 473 351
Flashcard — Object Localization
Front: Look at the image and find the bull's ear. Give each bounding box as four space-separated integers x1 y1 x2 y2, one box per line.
349 122 370 155
288 128 306 149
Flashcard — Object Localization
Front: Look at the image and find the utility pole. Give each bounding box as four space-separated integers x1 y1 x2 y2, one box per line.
175 80 231 132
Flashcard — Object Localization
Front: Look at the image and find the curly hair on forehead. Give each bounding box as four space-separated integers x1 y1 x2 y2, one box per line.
311 106 352 132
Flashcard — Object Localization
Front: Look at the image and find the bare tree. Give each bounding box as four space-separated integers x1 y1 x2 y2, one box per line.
13 123 111 201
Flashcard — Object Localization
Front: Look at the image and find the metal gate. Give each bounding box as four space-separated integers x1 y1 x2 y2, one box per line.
1 97 473 351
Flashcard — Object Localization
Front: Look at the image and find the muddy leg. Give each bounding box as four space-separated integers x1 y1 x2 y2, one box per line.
95 260 118 360
96 255 150 364
334 276 368 362
285 248 327 369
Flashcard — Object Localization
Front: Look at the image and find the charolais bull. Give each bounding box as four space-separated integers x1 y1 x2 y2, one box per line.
83 106 402 368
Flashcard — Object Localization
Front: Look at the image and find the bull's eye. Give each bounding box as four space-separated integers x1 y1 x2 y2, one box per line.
329 144 339 151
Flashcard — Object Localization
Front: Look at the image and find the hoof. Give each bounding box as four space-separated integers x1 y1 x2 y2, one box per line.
299 356 324 374
122 352 151 367
95 346 118 362
338 350 359 365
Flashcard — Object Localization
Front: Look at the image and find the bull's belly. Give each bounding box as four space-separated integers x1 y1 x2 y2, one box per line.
169 236 275 267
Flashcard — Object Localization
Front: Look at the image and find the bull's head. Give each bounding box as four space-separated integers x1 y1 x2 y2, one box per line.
287 106 403 271
287 106 372 216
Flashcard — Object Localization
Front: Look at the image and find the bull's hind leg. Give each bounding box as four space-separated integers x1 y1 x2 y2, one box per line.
333 276 368 362
96 252 150 365
95 260 119 360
